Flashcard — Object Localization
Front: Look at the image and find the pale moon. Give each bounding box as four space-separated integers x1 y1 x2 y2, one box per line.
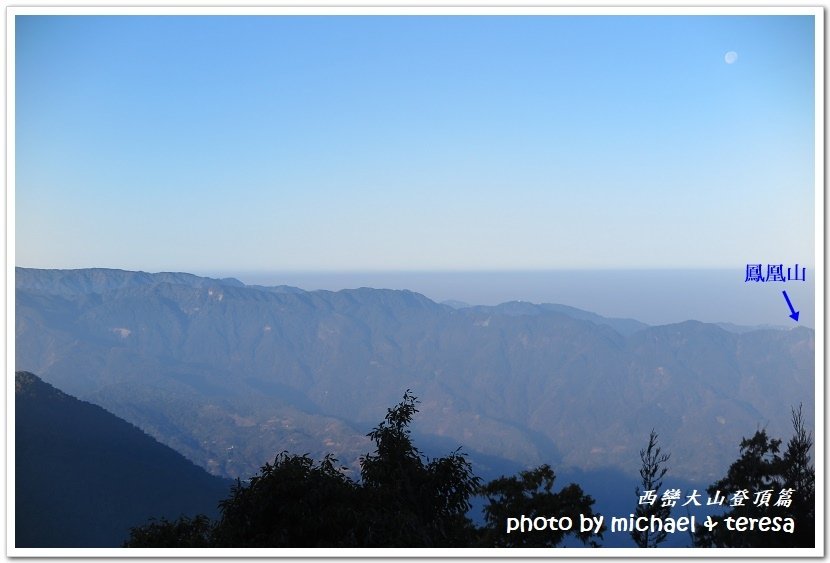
724 51 738 64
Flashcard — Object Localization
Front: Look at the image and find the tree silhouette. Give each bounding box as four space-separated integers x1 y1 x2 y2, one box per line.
122 515 214 548
694 406 814 548
632 429 671 548
211 453 363 547
479 464 602 547
780 404 814 548
358 390 480 547
128 390 595 548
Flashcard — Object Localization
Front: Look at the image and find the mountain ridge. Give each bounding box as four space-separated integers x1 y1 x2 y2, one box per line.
16 267 814 484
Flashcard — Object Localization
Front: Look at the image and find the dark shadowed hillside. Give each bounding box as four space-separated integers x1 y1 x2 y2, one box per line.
15 371 232 547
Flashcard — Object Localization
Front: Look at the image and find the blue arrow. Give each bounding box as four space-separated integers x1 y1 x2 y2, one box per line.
782 291 800 322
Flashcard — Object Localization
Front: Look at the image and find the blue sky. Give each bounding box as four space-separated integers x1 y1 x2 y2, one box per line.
15 14 816 272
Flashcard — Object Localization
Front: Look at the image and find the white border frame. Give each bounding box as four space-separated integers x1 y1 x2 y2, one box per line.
5 5 824 559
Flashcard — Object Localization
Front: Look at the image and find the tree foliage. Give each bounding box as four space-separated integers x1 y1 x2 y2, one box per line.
781 405 815 548
123 515 214 548
358 390 480 547
694 405 814 548
125 390 602 548
479 464 602 547
632 429 671 548
212 453 362 547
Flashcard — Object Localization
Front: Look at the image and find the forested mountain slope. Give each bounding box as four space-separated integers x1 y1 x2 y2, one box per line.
16 268 814 483
15 371 231 547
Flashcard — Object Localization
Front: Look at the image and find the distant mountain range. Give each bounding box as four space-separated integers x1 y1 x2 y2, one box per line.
15 371 231 547
16 267 814 486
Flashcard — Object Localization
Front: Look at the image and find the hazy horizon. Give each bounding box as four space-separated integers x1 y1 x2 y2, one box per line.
204 267 815 328
14 263 815 328
13 13 818 331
